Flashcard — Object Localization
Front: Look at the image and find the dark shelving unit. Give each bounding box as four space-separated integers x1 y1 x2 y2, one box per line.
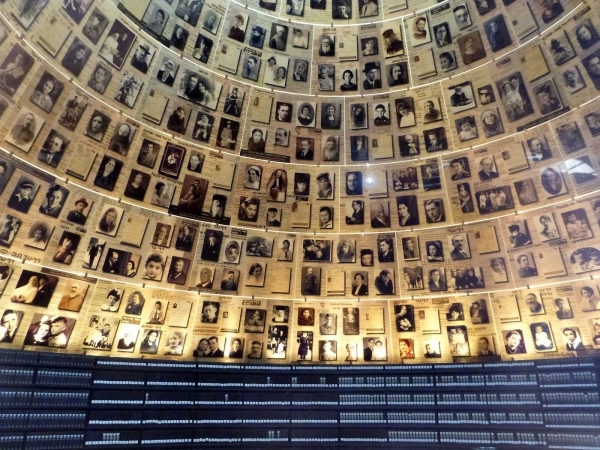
0 349 599 449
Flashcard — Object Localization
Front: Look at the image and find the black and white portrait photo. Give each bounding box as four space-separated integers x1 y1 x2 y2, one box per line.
99 20 136 70
5 107 44 153
39 184 69 218
0 44 34 96
115 71 143 108
29 72 63 113
87 63 112 95
7 176 39 214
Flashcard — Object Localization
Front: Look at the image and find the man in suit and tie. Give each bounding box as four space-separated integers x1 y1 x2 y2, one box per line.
196 268 213 289
201 232 221 261
362 62 381 90
371 203 389 228
563 328 585 351
425 199 445 223
477 337 495 356
38 134 65 167
0 310 20 343
450 235 469 260
8 179 35 213
296 139 314 160
478 157 499 181
363 338 375 361
207 336 224 357
103 251 120 274
156 60 176 86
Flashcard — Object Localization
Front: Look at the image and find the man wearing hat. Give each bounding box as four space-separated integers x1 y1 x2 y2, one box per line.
363 62 381 89
508 224 531 248
269 25 287 51
157 59 176 86
228 15 246 42
67 198 89 225
316 173 333 199
383 29 403 55
8 179 35 213
266 208 281 227
249 26 265 47
201 231 221 262
131 43 152 73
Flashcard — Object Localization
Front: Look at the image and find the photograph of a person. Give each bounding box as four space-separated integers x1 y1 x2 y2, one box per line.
396 195 419 227
173 176 209 218
382 27 404 57
394 97 416 128
114 71 143 108
447 303 465 321
82 238 105 270
99 20 136 70
7 176 38 214
532 80 562 116
481 108 504 137
24 314 75 348
496 72 535 122
385 62 408 88
176 70 222 110
394 304 415 332
318 340 336 361
298 307 315 326
223 239 241 264
115 323 140 352
447 325 469 355
24 222 52 250
457 31 485 65
170 25 189 51
300 267 321 295
561 208 593 241
296 102 316 128
246 263 266 287
503 329 526 354
336 240 355 263
439 51 458 72
202 10 222 35
156 58 179 87
292 59 308 82
529 321 554 351
428 269 447 292
403 266 423 290
166 257 189 285
238 197 260 222
351 272 368 296
62 0 94 24
297 331 313 360
30 72 63 113
216 118 240 149
10 270 58 307
546 32 574 67
83 8 110 44
101 249 124 276
220 269 240 291
453 3 472 29
562 327 585 351
263 55 290 88
342 307 359 335
398 339 415 359
0 214 20 248
433 22 452 47
410 15 431 45
38 184 69 218
378 236 395 262
243 309 266 333
139 329 161 354
192 34 213 63
93 156 123 192
484 15 511 52
85 110 110 142
423 127 448 152
425 241 444 262
363 337 387 361
475 186 515 214
0 44 34 97
200 230 223 262
5 107 44 153
448 267 484 290
60 37 91 77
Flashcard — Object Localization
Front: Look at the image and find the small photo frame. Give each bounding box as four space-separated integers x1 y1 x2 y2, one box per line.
159 143 186 178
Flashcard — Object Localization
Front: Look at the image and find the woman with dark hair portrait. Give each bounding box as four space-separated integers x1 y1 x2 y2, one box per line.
541 167 563 195
247 129 266 152
62 41 89 76
297 103 314 126
86 112 109 141
229 338 244 358
439 51 457 71
266 169 287 202
178 183 203 213
426 241 443 262
108 123 132 155
125 260 136 277
30 74 60 112
239 197 260 222
447 304 464 321
53 234 77 264
351 104 367 128
575 21 600 50
388 63 407 86
247 263 265 286
125 291 145 315
167 107 187 134
340 70 357 91
98 207 119 234
94 157 121 191
413 16 428 40
397 196 418 226
458 183 474 213
140 330 159 353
